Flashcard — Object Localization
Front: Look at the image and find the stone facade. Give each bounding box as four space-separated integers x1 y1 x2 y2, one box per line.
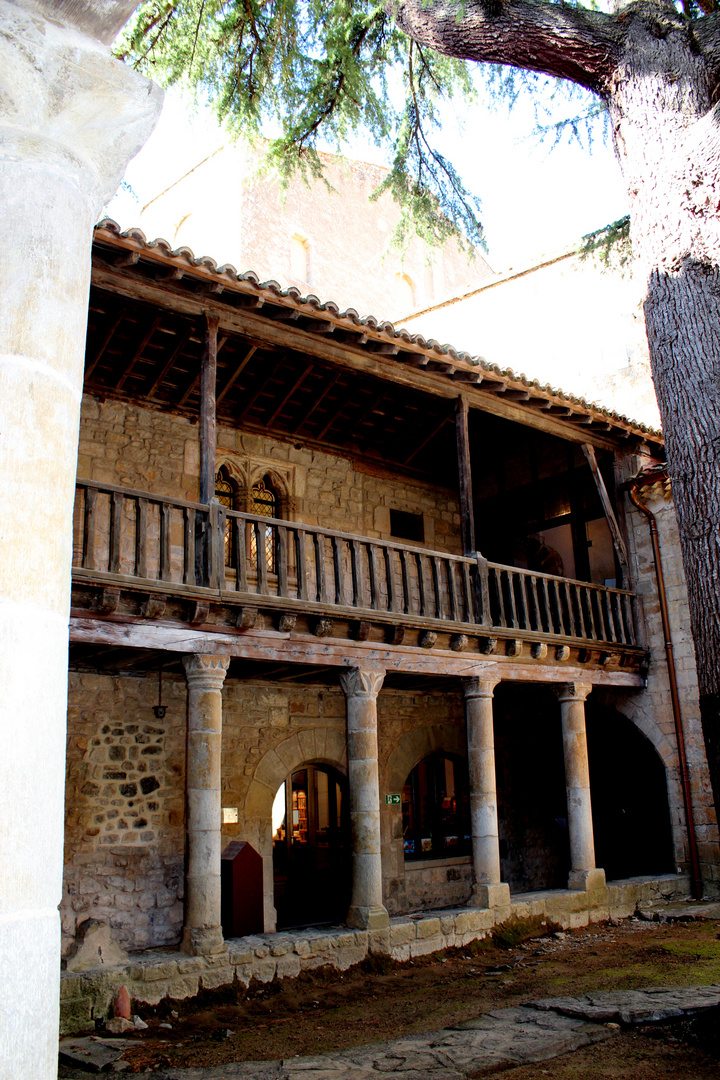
76 395 462 553
63 673 186 954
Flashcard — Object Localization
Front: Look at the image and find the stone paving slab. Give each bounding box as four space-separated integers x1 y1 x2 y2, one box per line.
531 984 720 1025
60 985 720 1079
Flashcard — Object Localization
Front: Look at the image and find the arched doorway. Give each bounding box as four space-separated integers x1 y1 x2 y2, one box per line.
586 707 674 880
272 763 350 930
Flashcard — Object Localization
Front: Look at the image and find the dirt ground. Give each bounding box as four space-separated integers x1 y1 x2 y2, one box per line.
68 915 720 1076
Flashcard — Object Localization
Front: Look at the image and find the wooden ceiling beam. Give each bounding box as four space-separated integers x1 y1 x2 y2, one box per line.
216 343 259 406
88 271 637 451
146 320 197 398
292 370 343 433
265 364 314 428
86 306 127 380
178 334 227 407
404 411 453 466
115 315 162 391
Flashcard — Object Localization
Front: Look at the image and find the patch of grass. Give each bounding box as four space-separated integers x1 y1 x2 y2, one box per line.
661 940 720 959
491 915 560 949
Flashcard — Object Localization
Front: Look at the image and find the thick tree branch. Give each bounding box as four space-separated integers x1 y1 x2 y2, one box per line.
692 11 720 89
395 0 621 93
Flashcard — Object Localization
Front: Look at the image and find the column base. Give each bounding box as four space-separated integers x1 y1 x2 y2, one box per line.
347 904 389 930
568 868 606 893
181 927 227 957
468 882 511 912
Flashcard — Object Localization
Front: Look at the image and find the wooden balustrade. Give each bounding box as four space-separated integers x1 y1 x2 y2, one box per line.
73 480 637 648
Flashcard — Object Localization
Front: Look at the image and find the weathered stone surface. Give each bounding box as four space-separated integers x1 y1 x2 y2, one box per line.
65 920 128 973
59 1036 125 1072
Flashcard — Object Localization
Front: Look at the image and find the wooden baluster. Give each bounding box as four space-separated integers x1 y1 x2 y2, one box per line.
622 593 635 645
350 539 365 608
255 521 268 595
576 584 591 639
490 568 506 628
416 553 427 617
135 496 147 579
506 571 519 629
565 583 580 637
399 549 410 614
83 487 97 571
183 506 195 586
597 590 612 642
277 526 289 597
515 572 528 630
108 490 123 574
446 560 458 622
607 591 622 643
539 577 553 633
366 543 379 610
584 586 599 640
212 502 225 590
477 556 491 627
529 574 542 633
332 536 344 606
384 547 396 613
295 529 309 601
430 556 442 619
234 516 247 593
160 502 172 582
461 561 473 623
314 532 327 603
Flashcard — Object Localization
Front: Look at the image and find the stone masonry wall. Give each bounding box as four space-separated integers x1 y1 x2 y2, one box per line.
63 673 187 955
76 395 462 554
612 477 720 891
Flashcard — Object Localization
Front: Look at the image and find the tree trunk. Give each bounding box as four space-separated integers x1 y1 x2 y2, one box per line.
607 4 720 806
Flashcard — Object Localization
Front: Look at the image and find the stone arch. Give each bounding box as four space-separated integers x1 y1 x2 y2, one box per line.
381 722 469 915
247 465 291 520
214 454 248 503
242 728 347 931
384 722 466 794
585 697 675 880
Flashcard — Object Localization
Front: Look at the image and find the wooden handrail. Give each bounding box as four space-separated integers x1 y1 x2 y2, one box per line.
73 479 637 647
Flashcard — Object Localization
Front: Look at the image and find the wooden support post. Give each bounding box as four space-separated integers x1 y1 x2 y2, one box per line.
455 395 476 555
581 444 629 581
199 313 219 505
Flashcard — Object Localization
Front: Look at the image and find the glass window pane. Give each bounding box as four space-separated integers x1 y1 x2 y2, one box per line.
315 768 330 832
272 782 286 841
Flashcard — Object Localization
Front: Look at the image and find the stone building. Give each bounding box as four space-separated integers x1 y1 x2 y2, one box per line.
60 219 719 1026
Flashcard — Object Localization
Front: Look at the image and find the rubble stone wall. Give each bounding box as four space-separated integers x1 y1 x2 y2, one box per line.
63 673 187 955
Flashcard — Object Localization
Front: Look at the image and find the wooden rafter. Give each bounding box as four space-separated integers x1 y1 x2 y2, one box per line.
86 306 126 380
265 364 314 427
216 343 259 405
146 320 197 398
116 315 162 391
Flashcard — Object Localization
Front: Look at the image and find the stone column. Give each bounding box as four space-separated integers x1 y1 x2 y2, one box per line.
0 5 161 1078
556 682 605 891
464 677 511 910
182 654 231 954
340 667 389 930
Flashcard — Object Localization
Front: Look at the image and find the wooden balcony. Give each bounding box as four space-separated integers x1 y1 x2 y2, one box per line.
71 481 644 671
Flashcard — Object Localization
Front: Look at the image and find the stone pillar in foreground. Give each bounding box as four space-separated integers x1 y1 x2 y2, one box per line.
464 676 511 910
556 682 605 891
340 667 389 930
182 654 231 954
0 5 161 1078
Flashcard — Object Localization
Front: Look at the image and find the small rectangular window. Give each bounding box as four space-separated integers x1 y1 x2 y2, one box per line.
389 509 424 543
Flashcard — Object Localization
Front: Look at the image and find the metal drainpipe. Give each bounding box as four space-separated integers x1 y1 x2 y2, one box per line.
627 483 702 899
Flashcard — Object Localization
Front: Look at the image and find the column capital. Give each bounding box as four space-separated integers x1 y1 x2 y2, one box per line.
0 3 163 205
340 667 385 700
463 675 501 700
183 653 231 690
555 681 592 704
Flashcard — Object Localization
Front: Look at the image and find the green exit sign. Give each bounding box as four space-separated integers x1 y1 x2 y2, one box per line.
385 793 401 805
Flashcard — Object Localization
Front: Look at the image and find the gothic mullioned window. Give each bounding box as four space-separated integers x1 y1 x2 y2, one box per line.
215 466 237 565
250 475 278 572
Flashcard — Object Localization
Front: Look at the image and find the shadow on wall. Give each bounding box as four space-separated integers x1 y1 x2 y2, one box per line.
494 684 571 894
586 705 674 881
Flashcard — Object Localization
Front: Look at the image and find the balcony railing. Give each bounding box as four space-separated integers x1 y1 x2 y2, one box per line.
72 480 637 649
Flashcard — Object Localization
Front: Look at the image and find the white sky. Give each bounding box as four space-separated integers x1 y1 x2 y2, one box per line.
107 80 628 274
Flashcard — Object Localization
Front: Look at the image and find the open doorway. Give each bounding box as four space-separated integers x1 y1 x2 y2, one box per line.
272 763 351 930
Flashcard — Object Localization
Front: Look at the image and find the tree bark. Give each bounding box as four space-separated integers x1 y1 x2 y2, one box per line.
396 0 720 808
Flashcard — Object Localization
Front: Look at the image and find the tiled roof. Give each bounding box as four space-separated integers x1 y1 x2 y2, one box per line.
93 219 664 447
